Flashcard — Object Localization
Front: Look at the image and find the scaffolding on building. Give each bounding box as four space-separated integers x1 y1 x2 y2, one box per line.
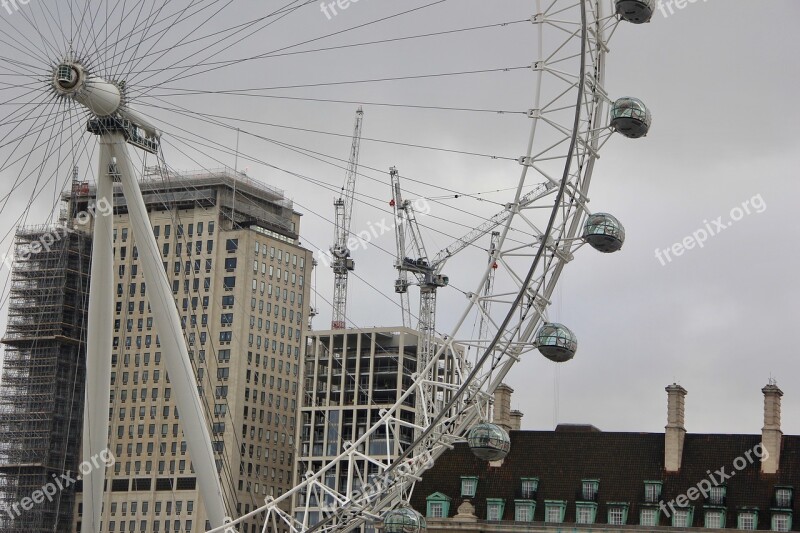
67 166 298 237
0 223 91 533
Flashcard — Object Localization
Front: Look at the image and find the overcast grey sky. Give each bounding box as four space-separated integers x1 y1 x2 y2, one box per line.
0 0 798 438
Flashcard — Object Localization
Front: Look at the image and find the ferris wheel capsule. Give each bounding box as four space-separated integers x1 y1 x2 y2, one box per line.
615 0 655 24
467 422 511 461
584 213 626 253
383 507 427 533
536 323 578 362
611 97 652 138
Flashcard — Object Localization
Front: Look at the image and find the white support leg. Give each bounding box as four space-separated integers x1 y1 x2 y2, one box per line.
105 132 228 528
81 143 115 533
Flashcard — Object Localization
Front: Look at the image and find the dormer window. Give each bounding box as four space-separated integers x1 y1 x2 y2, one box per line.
426 493 451 519
520 478 539 499
582 479 599 501
672 507 694 528
772 512 791 532
576 502 598 524
514 500 535 522
775 488 793 508
461 476 478 498
709 485 726 506
607 503 629 526
640 507 658 526
705 509 726 529
644 481 662 503
486 499 505 521
738 510 758 530
545 500 566 523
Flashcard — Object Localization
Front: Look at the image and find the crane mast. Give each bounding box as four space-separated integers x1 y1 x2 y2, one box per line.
390 170 412 329
390 167 450 428
330 107 364 329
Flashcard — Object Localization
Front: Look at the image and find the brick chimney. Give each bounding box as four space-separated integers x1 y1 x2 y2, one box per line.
761 382 783 474
510 410 524 431
493 384 514 433
665 383 687 472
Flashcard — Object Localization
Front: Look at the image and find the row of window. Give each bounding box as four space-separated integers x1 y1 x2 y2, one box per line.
118 257 218 281
111 459 191 476
80 520 266 533
245 335 299 357
428 492 792 531
113 345 291 373
252 260 304 286
446 479 794 530
253 240 305 270
250 301 303 325
112 351 161 367
116 238 211 261
248 277 303 306
104 519 193 532
115 404 179 420
78 499 191 518
115 221 216 242
114 441 186 458
239 460 289 478
112 370 171 386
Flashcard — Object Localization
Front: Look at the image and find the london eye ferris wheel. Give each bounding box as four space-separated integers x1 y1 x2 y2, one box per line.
0 0 657 532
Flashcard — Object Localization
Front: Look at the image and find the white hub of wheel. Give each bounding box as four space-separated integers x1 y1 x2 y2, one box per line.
53 62 122 117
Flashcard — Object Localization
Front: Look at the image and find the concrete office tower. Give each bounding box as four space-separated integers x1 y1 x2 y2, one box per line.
69 169 313 533
293 327 461 531
0 217 92 533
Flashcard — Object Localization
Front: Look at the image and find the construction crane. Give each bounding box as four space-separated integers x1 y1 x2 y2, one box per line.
389 176 411 329
391 175 553 343
390 173 545 423
389 180 554 334
390 167 450 426
330 107 364 329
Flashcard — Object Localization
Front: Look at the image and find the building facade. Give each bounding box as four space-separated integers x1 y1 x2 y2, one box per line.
69 169 314 533
0 221 92 533
407 383 799 533
292 327 467 531
293 328 424 528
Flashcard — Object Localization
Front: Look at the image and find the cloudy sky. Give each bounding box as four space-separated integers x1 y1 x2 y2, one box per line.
0 0 798 438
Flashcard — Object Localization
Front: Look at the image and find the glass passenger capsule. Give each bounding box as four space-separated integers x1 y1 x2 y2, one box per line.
536 323 578 363
467 422 511 462
584 213 625 253
611 97 652 138
384 507 427 533
615 0 655 24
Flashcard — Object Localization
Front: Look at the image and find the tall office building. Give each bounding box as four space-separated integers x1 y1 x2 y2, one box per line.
293 327 462 530
0 217 92 533
69 169 313 533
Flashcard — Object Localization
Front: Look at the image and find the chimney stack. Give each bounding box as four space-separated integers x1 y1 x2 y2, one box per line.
665 383 687 472
510 410 524 431
761 381 783 474
493 384 514 433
